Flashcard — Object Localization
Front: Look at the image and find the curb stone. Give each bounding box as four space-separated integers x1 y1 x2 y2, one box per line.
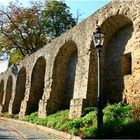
0 117 82 140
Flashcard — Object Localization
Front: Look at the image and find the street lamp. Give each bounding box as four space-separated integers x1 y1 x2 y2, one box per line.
92 25 105 129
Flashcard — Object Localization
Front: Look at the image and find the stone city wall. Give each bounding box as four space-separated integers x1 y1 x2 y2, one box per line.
0 0 140 119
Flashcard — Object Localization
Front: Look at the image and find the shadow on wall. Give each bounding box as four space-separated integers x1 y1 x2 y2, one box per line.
103 18 133 104
12 67 26 114
2 75 13 112
26 57 46 115
47 41 78 114
87 15 133 106
63 50 78 108
0 80 4 106
87 41 98 106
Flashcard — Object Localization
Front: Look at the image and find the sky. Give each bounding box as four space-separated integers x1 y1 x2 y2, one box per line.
0 0 111 73
0 0 111 21
65 0 110 22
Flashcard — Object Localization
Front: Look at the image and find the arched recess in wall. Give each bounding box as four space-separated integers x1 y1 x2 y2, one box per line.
49 40 78 114
26 56 46 115
87 15 133 106
0 80 4 105
12 67 26 114
101 15 133 103
3 75 13 112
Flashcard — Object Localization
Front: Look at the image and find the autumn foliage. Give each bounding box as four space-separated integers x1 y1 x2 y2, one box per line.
0 0 76 64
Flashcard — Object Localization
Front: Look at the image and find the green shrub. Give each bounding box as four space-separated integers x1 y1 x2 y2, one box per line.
82 106 96 116
60 118 83 135
82 112 96 126
61 118 82 130
120 121 140 138
104 103 131 123
13 114 19 119
0 112 11 118
81 126 96 138
20 103 140 139
46 110 68 129
33 117 45 125
98 103 132 138
0 112 19 119
69 127 79 135
21 112 38 122
69 118 83 128
98 120 119 138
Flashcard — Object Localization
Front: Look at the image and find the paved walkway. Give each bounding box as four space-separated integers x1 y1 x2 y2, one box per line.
0 118 63 140
0 125 20 140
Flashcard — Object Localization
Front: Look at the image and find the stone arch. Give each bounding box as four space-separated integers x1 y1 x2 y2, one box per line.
0 80 4 105
26 56 46 115
101 15 133 103
48 40 78 114
87 15 133 106
12 67 26 114
101 15 133 46
3 75 13 112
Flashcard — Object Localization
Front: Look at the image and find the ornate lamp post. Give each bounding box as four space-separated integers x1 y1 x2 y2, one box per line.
92 25 105 129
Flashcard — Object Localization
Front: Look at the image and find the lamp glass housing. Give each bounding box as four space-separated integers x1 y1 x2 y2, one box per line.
93 26 104 48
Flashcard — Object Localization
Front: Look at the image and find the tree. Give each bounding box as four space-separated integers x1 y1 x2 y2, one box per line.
0 1 47 62
44 0 76 38
0 0 76 65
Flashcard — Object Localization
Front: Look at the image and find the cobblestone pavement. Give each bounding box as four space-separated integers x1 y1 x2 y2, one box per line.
0 119 63 140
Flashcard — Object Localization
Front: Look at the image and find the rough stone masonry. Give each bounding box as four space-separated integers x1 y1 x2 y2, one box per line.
0 0 140 119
